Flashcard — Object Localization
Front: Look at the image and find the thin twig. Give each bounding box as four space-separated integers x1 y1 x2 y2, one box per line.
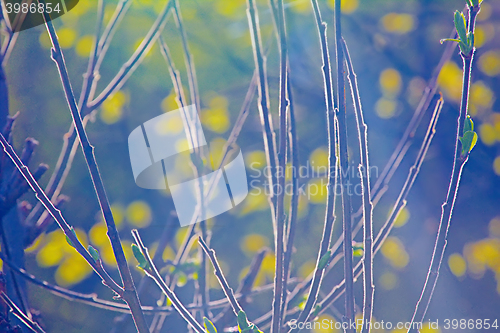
131 230 205 333
334 0 355 329
198 237 243 316
0 249 287 315
289 1 338 329
342 38 374 332
0 292 45 333
40 8 148 332
281 73 299 320
214 248 269 326
270 0 289 330
317 95 444 318
246 0 278 221
408 4 480 331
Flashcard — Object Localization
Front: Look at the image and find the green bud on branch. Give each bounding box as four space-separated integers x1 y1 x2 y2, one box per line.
131 244 150 270
318 250 332 270
88 245 100 262
65 228 77 248
203 317 217 333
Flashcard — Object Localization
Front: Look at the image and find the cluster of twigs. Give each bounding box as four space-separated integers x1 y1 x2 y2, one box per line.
0 0 483 332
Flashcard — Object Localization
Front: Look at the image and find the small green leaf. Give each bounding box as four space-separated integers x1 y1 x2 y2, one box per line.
311 304 322 318
353 243 364 257
203 317 217 333
132 244 150 270
459 131 478 156
237 311 250 331
318 250 331 270
65 228 77 248
440 38 461 44
454 11 468 43
88 245 100 262
463 115 474 133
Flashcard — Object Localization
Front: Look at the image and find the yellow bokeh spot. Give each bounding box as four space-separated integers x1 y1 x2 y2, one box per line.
393 207 410 227
299 260 316 279
464 239 500 277
161 93 181 113
479 123 496 146
448 253 467 278
162 246 175 262
55 253 92 287
202 107 230 134
489 216 500 237
209 137 227 167
215 0 245 18
381 237 409 268
175 227 189 249
375 98 397 119
380 68 402 97
155 114 184 135
201 95 230 133
474 24 494 49
260 252 275 275
101 91 128 124
437 61 462 101
57 28 77 49
36 239 65 267
240 188 269 215
307 179 327 204
493 157 500 176
36 229 83 267
379 271 398 290
111 204 125 229
75 35 94 58
89 222 108 248
245 151 267 169
309 148 329 170
381 13 416 34
99 241 117 267
126 201 152 228
327 0 359 14
241 234 269 254
478 50 500 77
175 138 190 154
470 81 494 109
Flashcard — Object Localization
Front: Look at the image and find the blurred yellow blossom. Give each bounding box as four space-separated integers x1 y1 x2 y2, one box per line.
448 253 467 278
381 13 416 34
381 237 409 268
438 62 462 101
380 68 402 97
126 201 152 228
479 50 500 77
75 35 94 57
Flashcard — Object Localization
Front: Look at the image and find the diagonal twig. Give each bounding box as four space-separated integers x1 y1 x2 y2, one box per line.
40 6 148 331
